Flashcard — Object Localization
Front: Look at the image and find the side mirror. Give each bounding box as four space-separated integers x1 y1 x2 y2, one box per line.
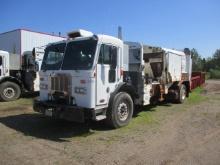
35 62 39 72
111 57 117 69
140 64 145 71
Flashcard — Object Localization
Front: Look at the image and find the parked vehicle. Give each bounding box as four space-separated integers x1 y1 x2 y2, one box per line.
0 49 39 101
0 29 66 101
33 29 192 128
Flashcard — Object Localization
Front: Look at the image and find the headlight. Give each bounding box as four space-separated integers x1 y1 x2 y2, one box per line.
40 83 48 90
75 87 87 94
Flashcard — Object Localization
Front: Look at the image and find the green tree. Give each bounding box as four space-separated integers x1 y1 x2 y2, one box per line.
201 58 206 71
205 57 214 71
213 49 220 69
191 48 203 71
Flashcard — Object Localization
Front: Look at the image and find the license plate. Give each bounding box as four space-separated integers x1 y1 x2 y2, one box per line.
45 108 53 116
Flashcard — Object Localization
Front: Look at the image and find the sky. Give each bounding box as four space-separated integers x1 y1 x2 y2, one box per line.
1 0 219 57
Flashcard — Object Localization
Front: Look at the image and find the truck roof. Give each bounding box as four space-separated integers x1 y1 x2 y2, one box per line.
0 50 9 55
97 34 123 46
162 48 186 56
67 34 123 46
67 29 123 45
47 40 67 47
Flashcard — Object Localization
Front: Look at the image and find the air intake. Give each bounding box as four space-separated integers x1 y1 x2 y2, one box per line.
50 74 71 93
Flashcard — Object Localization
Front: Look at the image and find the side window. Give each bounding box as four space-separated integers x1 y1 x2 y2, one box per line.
98 45 104 64
103 45 111 64
0 56 2 66
98 44 117 67
110 46 117 69
98 44 118 83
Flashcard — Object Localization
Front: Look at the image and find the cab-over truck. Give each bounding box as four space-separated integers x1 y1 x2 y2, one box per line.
34 30 192 128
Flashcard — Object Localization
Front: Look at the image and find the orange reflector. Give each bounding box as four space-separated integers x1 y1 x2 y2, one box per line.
93 68 96 77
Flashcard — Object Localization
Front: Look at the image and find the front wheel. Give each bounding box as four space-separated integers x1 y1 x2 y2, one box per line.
106 92 134 128
0 81 21 101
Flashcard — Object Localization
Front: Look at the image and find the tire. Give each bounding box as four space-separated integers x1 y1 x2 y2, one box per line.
106 92 134 128
0 81 21 101
176 84 186 104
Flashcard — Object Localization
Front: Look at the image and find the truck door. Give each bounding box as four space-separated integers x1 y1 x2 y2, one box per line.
96 44 118 105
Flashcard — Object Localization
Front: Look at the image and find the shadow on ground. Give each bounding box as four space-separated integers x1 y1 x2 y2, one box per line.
21 92 39 98
0 103 170 142
0 113 108 142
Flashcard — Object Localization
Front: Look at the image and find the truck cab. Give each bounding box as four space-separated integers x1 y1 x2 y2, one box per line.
34 30 135 127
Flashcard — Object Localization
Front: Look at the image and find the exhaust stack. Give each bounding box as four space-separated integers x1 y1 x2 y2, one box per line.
118 26 122 40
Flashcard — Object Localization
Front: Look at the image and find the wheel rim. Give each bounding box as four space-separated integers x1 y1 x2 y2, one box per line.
117 102 129 121
182 89 186 100
3 87 15 99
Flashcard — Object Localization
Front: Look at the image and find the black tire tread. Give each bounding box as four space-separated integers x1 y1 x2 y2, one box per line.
106 92 133 128
0 81 21 101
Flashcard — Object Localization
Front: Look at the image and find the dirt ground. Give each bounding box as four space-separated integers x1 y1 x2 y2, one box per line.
0 80 220 165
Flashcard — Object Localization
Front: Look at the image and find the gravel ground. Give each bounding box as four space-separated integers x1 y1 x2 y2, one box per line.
0 80 220 165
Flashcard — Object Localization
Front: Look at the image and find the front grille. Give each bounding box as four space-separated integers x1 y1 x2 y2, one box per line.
50 74 71 93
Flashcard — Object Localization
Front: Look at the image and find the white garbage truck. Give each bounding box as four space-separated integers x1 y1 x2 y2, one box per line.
0 48 44 101
33 30 192 128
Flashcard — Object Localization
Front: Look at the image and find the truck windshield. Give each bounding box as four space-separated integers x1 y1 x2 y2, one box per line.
62 39 97 70
41 43 66 70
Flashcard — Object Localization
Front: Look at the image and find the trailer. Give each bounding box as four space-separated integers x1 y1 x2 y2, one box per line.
0 29 66 55
33 29 192 128
0 29 66 101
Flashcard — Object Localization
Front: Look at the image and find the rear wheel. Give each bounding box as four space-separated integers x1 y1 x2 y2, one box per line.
106 92 134 128
0 81 21 101
176 84 186 104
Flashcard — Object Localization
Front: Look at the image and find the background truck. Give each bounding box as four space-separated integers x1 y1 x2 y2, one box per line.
34 29 192 128
0 50 38 101
0 29 66 101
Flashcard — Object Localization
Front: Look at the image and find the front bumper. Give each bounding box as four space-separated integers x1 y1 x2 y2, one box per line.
33 100 91 123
